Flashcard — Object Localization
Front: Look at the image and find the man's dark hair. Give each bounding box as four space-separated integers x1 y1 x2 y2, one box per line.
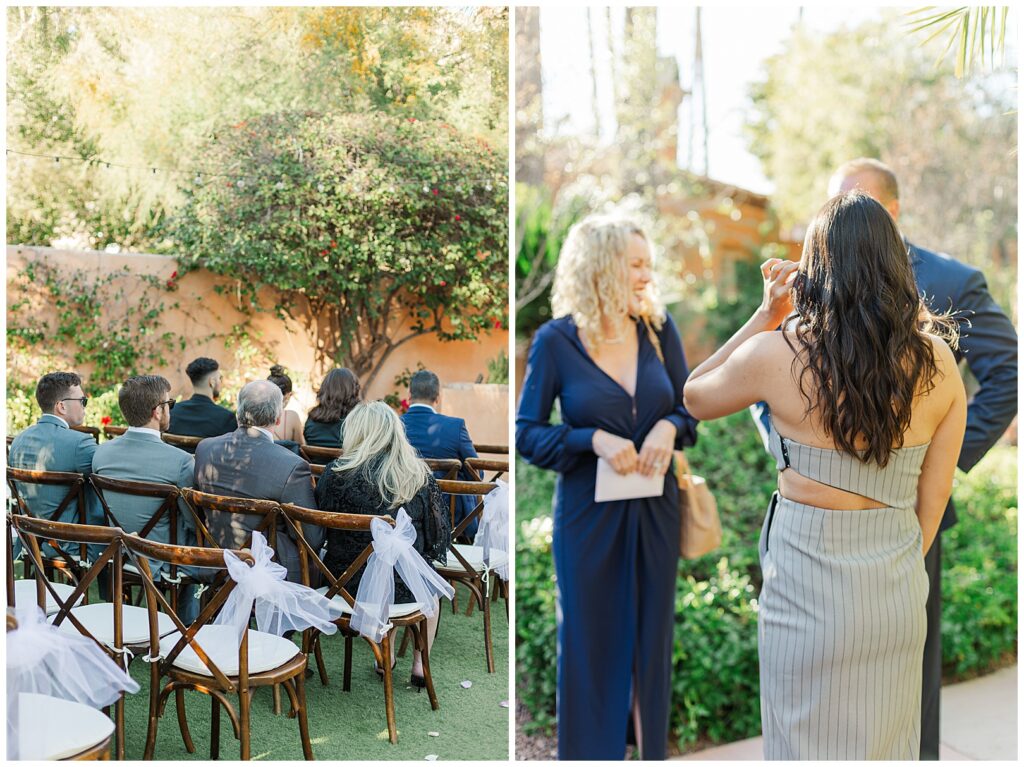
35 372 82 413
185 357 219 385
119 375 171 427
409 370 441 403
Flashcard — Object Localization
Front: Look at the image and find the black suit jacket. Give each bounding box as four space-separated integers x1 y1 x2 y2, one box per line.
752 242 1018 530
168 394 238 446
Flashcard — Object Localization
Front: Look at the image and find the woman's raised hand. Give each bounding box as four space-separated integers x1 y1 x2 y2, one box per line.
758 257 800 329
592 429 639 474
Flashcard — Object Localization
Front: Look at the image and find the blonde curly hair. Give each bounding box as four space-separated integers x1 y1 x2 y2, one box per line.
551 214 665 345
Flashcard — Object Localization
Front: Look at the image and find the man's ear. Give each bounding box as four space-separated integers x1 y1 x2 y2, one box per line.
886 197 901 221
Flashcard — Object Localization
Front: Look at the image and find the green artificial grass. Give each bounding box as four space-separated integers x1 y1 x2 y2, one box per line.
119 582 509 760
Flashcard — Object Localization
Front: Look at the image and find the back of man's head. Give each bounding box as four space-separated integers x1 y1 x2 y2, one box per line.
185 357 219 386
119 375 171 427
236 380 283 428
409 370 441 403
36 372 82 413
829 157 899 202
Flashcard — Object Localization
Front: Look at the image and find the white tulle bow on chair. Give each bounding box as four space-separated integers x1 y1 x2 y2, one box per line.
350 508 455 643
214 530 344 642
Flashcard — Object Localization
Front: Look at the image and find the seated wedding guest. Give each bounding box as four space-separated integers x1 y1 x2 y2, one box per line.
194 380 322 583
401 369 480 538
304 367 361 452
167 356 237 443
315 400 451 686
267 364 305 453
92 375 206 621
9 371 103 527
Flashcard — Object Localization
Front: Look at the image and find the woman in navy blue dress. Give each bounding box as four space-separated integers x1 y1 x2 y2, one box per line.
516 215 698 760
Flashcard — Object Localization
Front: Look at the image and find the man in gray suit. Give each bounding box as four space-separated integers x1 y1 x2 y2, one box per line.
194 380 323 582
92 375 207 621
9 371 102 526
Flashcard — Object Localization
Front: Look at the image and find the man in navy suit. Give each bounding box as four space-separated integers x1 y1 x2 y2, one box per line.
754 158 1017 760
167 357 237 446
401 370 480 539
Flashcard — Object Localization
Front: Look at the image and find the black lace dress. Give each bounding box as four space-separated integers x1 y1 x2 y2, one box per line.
314 459 450 603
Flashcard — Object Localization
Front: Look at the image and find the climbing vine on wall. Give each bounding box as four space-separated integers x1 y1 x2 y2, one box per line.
7 259 184 388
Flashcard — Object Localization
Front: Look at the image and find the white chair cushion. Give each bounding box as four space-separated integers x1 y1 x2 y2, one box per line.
160 624 300 676
13 578 85 616
440 544 510 573
314 586 421 617
16 692 114 760
52 602 176 646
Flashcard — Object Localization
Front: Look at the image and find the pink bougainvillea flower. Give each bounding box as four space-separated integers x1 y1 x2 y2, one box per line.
170 270 178 279
439 280 447 287
493 319 502 329
101 416 112 426
454 215 461 221
432 188 439 196
330 241 337 248
320 250 328 256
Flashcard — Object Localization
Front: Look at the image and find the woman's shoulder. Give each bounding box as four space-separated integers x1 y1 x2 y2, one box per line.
534 316 576 344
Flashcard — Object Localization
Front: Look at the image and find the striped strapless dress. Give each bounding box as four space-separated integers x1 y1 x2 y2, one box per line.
758 416 930 760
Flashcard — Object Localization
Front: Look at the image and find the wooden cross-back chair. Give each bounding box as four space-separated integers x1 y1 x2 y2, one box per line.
102 424 127 440
433 479 503 673
161 433 204 452
471 443 508 457
90 475 217 612
424 458 462 480
122 533 314 761
71 424 101 443
11 515 137 758
299 444 341 465
7 467 92 591
464 457 509 483
6 608 117 761
280 502 441 745
180 488 280 554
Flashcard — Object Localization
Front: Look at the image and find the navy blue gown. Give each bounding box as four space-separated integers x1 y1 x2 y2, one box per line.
516 314 698 760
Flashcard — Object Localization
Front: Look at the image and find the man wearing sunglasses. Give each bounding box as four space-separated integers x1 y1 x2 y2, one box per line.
8 371 104 533
93 375 208 622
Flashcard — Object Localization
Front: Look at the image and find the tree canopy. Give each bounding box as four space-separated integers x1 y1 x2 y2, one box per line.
745 14 1016 311
6 6 508 251
170 111 507 387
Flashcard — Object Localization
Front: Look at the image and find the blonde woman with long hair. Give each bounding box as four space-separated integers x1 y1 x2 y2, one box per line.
315 400 451 686
516 215 699 760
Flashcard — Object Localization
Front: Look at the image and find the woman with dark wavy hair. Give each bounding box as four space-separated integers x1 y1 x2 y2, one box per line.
684 191 966 760
304 367 361 450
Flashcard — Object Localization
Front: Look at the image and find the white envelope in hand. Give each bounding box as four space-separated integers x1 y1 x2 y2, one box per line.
594 458 666 502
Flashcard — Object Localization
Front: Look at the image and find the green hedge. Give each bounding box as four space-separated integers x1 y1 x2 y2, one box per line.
515 412 1018 751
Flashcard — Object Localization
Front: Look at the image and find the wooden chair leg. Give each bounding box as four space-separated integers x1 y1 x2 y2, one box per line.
483 587 495 674
176 688 196 753
239 688 251 760
211 695 221 760
381 634 398 744
273 684 282 715
295 674 314 760
143 666 161 759
397 625 412 657
342 635 353 692
315 635 329 685
115 694 125 760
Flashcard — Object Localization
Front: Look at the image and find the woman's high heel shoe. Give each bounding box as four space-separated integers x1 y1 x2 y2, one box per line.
410 673 426 690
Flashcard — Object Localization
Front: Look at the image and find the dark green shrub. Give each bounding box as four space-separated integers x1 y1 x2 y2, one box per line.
515 413 1018 750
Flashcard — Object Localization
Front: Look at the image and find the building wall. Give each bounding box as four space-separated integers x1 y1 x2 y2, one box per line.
7 245 509 444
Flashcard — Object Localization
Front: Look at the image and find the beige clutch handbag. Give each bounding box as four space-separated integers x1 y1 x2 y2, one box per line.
674 450 722 559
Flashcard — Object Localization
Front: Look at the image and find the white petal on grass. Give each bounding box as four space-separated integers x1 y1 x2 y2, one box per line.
425 755 439 761
460 680 473 689
500 700 509 708
428 732 440 737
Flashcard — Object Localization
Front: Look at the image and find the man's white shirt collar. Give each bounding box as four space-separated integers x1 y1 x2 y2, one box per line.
127 426 161 438
253 426 275 441
407 403 437 414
